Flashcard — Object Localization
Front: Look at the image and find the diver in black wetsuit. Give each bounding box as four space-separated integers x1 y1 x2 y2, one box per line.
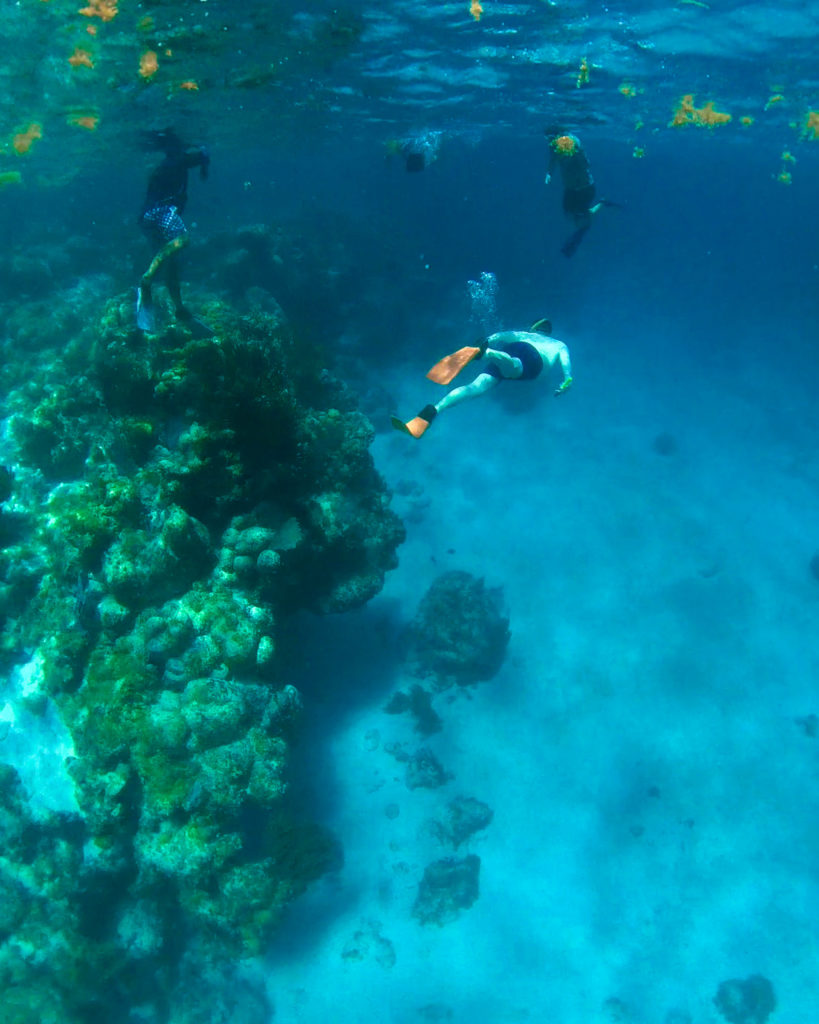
136 128 210 332
543 127 620 258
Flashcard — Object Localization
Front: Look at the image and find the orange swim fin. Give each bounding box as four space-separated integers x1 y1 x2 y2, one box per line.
426 345 483 385
391 404 438 438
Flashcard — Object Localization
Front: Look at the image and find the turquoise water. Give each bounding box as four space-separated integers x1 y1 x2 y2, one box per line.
1 3 817 1023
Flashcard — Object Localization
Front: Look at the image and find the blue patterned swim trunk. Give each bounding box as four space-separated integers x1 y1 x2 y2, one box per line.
141 203 187 244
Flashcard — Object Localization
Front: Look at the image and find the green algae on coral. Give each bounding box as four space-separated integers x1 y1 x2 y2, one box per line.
0 289 402 1020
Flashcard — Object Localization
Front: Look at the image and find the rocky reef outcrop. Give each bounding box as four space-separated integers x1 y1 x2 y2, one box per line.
407 570 510 688
0 290 404 1022
713 975 776 1024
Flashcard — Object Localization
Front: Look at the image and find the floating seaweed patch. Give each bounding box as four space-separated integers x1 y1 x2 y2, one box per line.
670 93 731 128
470 0 483 21
79 0 118 21
696 101 731 126
68 47 94 68
801 110 819 139
764 92 784 111
67 112 100 130
552 134 578 155
774 150 794 184
576 56 590 88
0 170 23 187
12 123 42 155
139 50 159 79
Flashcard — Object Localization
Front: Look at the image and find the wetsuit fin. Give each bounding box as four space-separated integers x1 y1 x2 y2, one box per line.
136 286 155 331
426 345 482 385
391 404 437 438
561 225 589 259
179 312 215 339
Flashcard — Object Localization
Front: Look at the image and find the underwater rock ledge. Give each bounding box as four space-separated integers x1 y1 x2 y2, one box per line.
0 294 405 1023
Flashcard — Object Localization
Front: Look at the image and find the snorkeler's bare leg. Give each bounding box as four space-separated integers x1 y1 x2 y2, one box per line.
165 259 188 318
435 371 502 413
141 234 189 287
483 348 524 378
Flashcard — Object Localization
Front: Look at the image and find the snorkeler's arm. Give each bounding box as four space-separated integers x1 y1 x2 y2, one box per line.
545 150 557 185
554 343 573 395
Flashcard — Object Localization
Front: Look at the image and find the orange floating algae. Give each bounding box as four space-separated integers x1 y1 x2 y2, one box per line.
79 0 118 21
801 110 819 139
576 57 590 88
670 94 731 128
68 47 94 68
552 135 578 155
696 101 731 126
67 113 100 130
139 50 159 79
669 96 695 125
469 0 483 21
12 123 42 155
774 149 795 185
178 81 199 92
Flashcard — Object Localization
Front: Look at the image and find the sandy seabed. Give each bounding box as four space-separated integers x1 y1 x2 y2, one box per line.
264 317 819 1024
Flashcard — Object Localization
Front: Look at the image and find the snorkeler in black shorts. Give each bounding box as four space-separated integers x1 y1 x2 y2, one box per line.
544 128 619 258
136 128 210 333
392 319 573 439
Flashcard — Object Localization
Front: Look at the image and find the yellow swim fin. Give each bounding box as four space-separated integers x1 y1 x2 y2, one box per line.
391 404 438 438
426 345 483 385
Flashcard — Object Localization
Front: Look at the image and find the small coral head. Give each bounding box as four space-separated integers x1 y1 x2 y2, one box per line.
553 134 577 155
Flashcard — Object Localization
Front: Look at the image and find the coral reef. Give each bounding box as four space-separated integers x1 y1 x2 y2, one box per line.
384 682 442 735
407 570 510 687
413 854 481 926
431 795 494 849
405 746 453 790
713 975 776 1024
383 741 454 790
0 290 401 1020
341 919 396 969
